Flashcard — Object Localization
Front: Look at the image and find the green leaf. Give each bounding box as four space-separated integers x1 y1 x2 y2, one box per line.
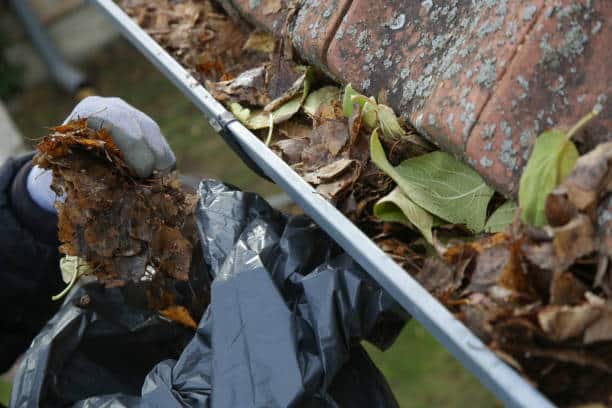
361 100 379 128
374 186 434 244
519 110 599 227
342 83 376 119
518 130 579 227
342 83 360 117
377 104 406 139
484 201 517 233
303 86 341 117
230 102 251 123
371 130 494 232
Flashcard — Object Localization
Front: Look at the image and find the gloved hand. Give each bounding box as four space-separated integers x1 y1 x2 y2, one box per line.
27 96 176 212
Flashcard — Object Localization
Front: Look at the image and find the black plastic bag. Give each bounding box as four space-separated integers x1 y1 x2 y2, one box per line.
10 180 406 407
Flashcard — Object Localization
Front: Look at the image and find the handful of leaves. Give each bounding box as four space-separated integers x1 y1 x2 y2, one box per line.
34 119 204 328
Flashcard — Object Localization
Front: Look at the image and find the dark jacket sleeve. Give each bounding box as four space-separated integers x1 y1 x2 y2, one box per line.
0 154 63 373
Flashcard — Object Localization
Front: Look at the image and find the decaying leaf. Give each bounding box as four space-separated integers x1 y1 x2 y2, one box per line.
563 142 612 211
34 119 205 323
207 66 270 106
303 86 341 118
413 257 464 300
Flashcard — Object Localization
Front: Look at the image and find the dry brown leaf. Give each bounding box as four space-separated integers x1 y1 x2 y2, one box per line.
538 304 601 342
243 31 275 53
160 305 198 329
563 142 612 211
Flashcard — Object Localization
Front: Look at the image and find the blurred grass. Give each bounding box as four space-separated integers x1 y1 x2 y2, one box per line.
364 321 498 407
0 379 10 406
7 39 498 407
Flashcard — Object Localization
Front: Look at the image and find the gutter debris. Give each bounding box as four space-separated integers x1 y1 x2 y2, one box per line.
56 0 610 405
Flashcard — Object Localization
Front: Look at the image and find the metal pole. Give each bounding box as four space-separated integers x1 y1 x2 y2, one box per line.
9 0 89 94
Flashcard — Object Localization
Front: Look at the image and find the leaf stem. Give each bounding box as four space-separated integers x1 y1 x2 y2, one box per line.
566 109 600 141
52 266 78 301
264 113 274 146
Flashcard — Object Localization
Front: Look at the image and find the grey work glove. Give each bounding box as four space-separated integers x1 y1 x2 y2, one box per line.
27 96 176 212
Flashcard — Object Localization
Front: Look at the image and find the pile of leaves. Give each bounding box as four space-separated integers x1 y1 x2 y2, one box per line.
121 0 268 82
426 142 612 405
34 119 204 328
121 0 612 404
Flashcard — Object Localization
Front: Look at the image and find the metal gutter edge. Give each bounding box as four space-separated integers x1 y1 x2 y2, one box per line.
87 2 555 407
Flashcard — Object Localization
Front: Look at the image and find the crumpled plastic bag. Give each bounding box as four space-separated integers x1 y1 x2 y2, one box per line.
10 180 405 407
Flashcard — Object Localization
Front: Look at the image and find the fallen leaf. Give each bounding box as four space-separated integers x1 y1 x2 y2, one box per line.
374 186 434 244
563 142 612 211
413 257 464 299
342 83 377 127
545 187 577 227
243 31 275 53
371 130 494 232
550 271 587 305
303 86 341 117
207 66 269 106
519 111 598 227
160 305 198 329
377 104 405 140
271 138 309 164
302 159 357 184
552 214 596 271
484 201 517 233
538 304 601 342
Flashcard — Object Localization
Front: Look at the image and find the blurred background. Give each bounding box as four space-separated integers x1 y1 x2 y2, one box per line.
0 1 498 406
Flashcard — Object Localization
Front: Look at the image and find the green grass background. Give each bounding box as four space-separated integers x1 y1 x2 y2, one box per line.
6 40 498 407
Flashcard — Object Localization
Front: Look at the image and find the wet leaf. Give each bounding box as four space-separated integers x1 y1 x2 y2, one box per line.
550 271 587 305
484 201 517 233
35 119 200 308
371 130 494 232
374 187 434 244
